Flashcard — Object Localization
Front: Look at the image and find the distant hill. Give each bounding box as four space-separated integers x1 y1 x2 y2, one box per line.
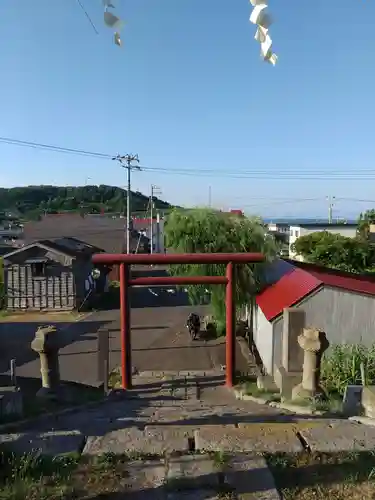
0 185 174 220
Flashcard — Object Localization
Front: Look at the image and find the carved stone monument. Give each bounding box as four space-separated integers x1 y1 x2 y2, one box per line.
292 327 329 401
31 325 61 399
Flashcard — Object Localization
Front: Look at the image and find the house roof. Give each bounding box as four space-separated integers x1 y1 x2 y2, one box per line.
256 260 375 322
3 237 105 260
23 214 148 253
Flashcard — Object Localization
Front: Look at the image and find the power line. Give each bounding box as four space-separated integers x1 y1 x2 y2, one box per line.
3 136 375 181
76 0 99 35
0 137 111 159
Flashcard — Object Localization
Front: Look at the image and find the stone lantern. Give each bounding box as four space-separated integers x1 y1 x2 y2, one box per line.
31 325 61 399
292 327 329 401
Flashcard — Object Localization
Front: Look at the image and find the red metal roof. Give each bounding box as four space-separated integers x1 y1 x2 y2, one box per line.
256 264 375 322
308 268 375 297
256 268 321 322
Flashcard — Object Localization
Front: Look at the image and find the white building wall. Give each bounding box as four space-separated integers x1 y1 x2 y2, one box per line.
253 305 274 376
289 226 357 260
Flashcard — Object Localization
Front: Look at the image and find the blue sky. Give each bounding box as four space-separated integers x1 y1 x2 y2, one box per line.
1 1 375 219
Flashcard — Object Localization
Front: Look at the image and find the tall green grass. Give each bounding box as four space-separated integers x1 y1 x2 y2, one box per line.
321 344 375 395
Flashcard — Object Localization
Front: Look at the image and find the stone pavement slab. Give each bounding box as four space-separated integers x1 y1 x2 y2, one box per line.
225 454 280 500
298 418 375 451
166 454 220 490
0 430 85 456
195 424 303 453
82 426 190 455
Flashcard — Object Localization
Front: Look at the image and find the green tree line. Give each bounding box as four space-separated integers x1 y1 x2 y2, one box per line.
291 210 375 274
0 185 173 220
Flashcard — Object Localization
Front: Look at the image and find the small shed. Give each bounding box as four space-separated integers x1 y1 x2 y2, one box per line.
253 259 375 377
3 237 108 311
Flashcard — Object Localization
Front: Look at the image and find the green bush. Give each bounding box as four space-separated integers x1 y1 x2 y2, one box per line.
321 344 375 395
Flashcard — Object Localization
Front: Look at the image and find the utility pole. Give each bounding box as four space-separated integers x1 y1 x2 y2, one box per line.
113 154 141 254
208 186 212 207
327 195 335 224
150 184 161 254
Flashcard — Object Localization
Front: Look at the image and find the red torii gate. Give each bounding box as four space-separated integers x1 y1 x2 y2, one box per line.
92 252 264 390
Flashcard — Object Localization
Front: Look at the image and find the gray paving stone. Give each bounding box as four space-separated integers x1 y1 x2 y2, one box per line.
225 453 280 499
0 430 85 456
166 454 220 490
82 427 146 455
83 426 188 455
145 425 196 442
195 426 302 453
299 419 375 451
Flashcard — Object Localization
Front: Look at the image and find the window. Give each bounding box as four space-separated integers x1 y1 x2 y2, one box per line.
31 262 46 277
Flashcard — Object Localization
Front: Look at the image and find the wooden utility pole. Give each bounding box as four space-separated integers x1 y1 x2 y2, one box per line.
113 154 141 253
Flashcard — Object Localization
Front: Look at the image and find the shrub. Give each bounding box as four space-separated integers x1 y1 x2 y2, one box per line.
321 344 375 396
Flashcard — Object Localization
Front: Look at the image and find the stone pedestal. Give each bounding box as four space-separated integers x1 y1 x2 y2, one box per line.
292 327 329 402
361 387 375 419
0 387 23 418
274 309 305 399
31 325 61 400
274 366 302 401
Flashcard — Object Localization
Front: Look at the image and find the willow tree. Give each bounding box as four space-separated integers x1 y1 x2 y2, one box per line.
164 208 278 333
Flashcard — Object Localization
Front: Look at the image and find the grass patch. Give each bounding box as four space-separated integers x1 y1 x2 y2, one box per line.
283 393 343 413
109 367 122 389
0 449 162 499
321 343 375 395
241 381 281 402
266 451 375 500
211 450 230 469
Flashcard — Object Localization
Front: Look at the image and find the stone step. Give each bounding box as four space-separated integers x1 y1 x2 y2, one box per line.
225 454 280 499
0 430 85 456
5 419 375 457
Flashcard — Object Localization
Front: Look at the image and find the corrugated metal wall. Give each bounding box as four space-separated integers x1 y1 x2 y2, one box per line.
6 263 75 310
272 286 375 362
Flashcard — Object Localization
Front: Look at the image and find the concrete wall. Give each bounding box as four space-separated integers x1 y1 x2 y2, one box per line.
253 305 274 375
272 287 375 365
289 226 357 260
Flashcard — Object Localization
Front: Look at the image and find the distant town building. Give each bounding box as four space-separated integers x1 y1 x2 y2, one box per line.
0 221 23 243
289 222 357 261
267 222 290 235
3 237 109 311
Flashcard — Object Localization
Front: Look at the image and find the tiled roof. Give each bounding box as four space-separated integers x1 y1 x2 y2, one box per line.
24 215 130 253
256 260 375 322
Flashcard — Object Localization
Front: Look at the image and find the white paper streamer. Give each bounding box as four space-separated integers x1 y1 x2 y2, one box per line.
249 1 277 65
102 0 123 47
114 32 122 46
104 11 123 29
